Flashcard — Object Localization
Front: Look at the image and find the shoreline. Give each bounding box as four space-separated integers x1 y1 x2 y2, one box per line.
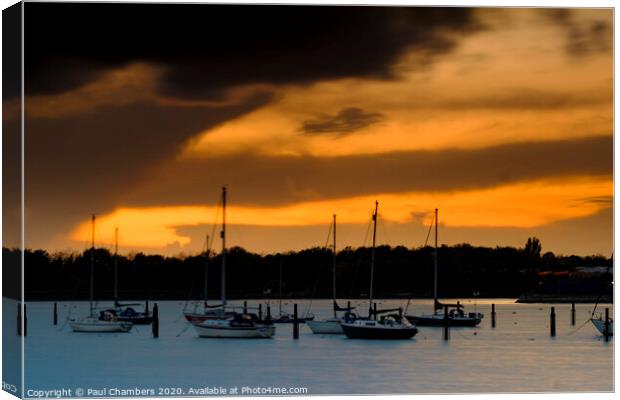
516 294 613 304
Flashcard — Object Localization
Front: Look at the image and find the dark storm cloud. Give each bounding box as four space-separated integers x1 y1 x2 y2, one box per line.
123 135 612 207
22 3 483 100
545 9 612 57
301 108 386 135
17 93 272 247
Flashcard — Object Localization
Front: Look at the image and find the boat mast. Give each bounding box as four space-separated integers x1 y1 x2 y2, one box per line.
369 201 378 319
90 214 95 317
220 187 227 308
204 234 209 306
113 226 118 307
278 260 283 316
434 208 438 307
332 214 337 318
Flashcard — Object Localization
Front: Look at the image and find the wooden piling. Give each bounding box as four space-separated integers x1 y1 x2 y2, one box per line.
491 303 496 328
604 308 610 342
145 300 149 315
373 303 377 320
550 307 556 337
17 304 21 336
258 304 263 320
443 305 449 341
347 301 351 309
293 304 299 339
243 301 248 314
152 303 159 338
53 302 58 326
571 302 576 326
266 305 271 321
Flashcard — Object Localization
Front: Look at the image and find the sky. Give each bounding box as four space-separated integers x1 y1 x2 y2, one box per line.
3 4 613 256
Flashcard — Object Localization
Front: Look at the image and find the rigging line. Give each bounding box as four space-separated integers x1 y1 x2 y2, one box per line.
405 214 435 315
349 212 374 298
184 194 222 312
423 214 434 247
175 324 191 337
58 304 75 331
324 222 333 249
567 317 594 336
182 249 205 312
208 195 223 253
454 328 473 340
379 213 390 245
306 221 333 315
362 216 373 248
305 263 322 317
591 260 612 318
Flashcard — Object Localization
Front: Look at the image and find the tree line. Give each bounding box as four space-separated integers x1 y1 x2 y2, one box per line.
3 237 612 301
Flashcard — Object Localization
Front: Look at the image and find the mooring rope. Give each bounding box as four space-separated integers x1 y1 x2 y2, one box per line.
567 317 594 336
175 324 191 338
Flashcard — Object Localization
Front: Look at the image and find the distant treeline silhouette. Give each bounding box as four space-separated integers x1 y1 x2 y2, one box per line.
3 238 612 301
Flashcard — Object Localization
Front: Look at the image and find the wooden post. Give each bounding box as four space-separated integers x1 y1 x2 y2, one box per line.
347 301 351 309
293 303 299 339
152 303 159 338
604 308 610 342
266 305 271 321
53 302 58 326
491 303 496 328
550 307 556 337
17 304 21 336
443 305 449 341
24 304 27 337
373 303 377 320
243 301 247 314
258 304 263 320
145 300 149 315
570 302 575 326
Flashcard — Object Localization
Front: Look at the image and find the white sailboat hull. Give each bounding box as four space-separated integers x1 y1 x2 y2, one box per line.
193 320 275 338
69 317 132 333
307 318 344 334
591 318 613 336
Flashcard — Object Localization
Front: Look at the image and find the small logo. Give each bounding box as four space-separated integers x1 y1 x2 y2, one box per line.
75 387 85 397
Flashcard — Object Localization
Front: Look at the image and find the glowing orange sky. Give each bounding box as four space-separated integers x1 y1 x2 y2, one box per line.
16 7 613 256
71 178 612 250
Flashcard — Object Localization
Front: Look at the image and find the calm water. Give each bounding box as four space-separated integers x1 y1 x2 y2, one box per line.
8 298 614 396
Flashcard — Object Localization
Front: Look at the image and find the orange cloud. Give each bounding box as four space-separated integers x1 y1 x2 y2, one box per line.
70 177 611 250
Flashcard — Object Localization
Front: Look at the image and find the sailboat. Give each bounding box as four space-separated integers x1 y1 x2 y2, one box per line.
69 215 133 333
100 228 152 325
308 215 356 334
591 316 614 336
191 187 276 338
590 269 613 336
271 261 315 323
406 209 483 327
184 234 234 323
341 202 419 340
